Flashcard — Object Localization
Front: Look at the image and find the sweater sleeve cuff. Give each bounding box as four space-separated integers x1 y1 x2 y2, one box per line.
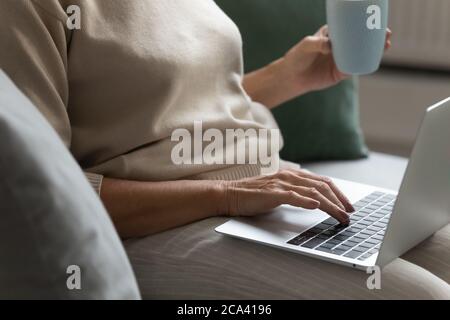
84 172 104 195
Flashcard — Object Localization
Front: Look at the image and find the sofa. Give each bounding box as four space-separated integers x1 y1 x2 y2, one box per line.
1 1 429 300
124 152 408 299
1 66 417 299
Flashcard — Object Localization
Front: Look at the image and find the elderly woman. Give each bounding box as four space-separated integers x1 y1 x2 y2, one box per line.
2 0 449 299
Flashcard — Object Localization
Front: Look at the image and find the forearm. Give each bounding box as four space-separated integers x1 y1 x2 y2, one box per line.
100 178 225 239
99 168 353 239
243 57 303 109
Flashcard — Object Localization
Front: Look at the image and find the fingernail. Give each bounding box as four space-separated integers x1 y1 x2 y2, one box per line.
341 215 350 225
345 199 355 212
340 212 350 225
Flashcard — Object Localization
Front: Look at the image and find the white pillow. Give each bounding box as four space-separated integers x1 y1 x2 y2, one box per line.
0 70 141 299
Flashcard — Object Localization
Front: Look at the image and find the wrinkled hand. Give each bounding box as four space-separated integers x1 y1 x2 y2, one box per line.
283 25 392 95
221 169 355 225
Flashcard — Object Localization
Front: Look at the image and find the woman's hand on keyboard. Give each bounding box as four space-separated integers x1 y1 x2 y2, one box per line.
219 169 354 225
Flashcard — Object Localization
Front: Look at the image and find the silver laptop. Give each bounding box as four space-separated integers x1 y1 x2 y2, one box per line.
216 97 450 270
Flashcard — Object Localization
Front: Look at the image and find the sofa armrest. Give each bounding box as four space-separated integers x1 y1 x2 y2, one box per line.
304 152 408 190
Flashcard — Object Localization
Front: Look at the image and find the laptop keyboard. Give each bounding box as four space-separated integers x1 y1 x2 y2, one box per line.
287 191 396 261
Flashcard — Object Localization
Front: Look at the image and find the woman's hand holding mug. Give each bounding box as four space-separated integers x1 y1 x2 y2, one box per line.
280 24 392 98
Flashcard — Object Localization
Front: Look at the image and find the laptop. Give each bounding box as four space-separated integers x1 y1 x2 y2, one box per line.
216 97 450 270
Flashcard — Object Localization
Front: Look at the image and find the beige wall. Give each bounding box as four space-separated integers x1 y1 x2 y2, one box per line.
358 0 450 157
359 70 450 157
383 0 450 70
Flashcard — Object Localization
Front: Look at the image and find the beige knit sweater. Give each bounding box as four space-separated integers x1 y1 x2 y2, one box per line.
0 0 281 193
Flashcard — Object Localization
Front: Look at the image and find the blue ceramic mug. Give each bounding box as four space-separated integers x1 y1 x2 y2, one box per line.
327 0 389 75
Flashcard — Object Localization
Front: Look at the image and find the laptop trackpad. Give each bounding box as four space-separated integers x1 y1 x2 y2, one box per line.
221 206 330 243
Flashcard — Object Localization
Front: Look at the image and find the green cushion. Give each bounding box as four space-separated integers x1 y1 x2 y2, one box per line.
215 0 368 162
